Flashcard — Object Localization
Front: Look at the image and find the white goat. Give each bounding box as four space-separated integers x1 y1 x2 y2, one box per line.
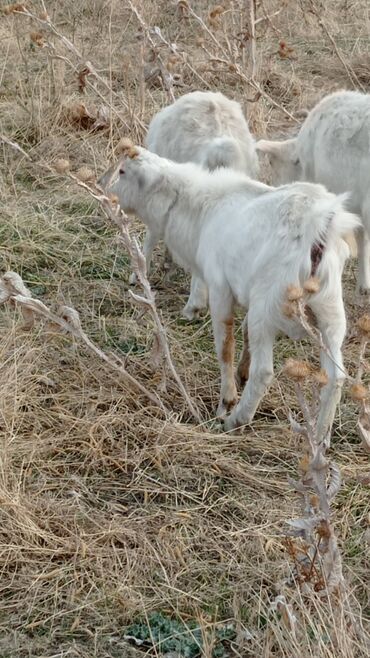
256 90 369 292
99 91 258 319
100 142 359 435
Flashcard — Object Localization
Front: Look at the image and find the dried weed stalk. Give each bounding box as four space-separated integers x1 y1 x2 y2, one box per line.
54 158 202 423
270 280 370 647
304 0 365 91
7 3 145 133
0 271 167 412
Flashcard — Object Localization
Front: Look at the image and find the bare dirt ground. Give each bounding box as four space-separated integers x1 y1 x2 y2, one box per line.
0 1 369 657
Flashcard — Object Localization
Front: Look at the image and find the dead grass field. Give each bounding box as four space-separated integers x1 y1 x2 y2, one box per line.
0 1 369 656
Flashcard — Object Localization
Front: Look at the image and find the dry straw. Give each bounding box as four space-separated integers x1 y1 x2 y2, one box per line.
1 0 370 655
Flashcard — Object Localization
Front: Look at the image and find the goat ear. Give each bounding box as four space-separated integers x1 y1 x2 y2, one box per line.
137 166 164 193
256 138 297 162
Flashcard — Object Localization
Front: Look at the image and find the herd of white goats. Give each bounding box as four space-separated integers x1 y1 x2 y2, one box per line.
98 89 370 435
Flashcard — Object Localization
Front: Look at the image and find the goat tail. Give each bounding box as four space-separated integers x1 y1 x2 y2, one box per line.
301 190 360 279
300 190 360 251
329 193 361 240
203 137 243 171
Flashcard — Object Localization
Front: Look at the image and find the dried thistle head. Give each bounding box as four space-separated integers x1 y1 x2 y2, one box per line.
357 314 370 338
76 166 95 183
312 368 329 388
208 5 225 26
282 301 297 319
284 358 311 382
108 193 119 206
303 276 320 294
350 383 368 403
54 158 70 174
298 453 310 473
316 518 331 540
286 285 303 302
309 494 320 510
77 66 92 93
116 138 139 159
30 31 45 47
2 3 27 15
67 102 91 121
167 54 180 72
208 5 226 21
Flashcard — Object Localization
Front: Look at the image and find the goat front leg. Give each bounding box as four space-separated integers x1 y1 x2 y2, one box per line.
129 229 158 285
224 312 275 431
182 276 208 321
209 288 237 417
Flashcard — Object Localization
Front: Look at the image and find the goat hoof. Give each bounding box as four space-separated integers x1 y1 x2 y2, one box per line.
217 397 237 418
224 413 250 433
182 306 200 321
129 272 137 286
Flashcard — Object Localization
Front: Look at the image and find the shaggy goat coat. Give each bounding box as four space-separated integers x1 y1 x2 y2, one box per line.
99 90 258 318
257 90 370 293
102 145 359 435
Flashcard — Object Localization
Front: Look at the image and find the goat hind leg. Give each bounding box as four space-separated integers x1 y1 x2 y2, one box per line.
310 297 346 444
209 288 237 417
225 312 275 431
236 313 250 389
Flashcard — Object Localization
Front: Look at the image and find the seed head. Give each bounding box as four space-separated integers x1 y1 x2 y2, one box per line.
350 383 368 402
116 138 139 159
209 5 225 20
298 453 310 473
2 3 27 15
30 31 45 47
54 158 70 174
303 276 320 294
282 302 297 319
108 193 119 206
76 166 95 183
284 358 311 382
357 314 370 338
68 102 90 121
312 368 328 388
286 285 303 302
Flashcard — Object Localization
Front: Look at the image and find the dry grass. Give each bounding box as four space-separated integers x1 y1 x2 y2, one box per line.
0 1 369 656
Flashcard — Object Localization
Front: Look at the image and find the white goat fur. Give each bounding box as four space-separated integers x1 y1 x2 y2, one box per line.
256 90 370 292
104 145 359 434
99 91 258 319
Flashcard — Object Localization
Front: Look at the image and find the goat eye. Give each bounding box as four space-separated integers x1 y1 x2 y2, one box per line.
119 168 125 175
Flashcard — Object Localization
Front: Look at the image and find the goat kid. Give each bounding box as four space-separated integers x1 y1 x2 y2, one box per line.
102 143 359 435
99 91 258 320
257 90 369 293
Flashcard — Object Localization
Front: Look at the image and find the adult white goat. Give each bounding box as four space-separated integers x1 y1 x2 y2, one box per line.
99 91 258 319
100 142 359 435
256 90 368 292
